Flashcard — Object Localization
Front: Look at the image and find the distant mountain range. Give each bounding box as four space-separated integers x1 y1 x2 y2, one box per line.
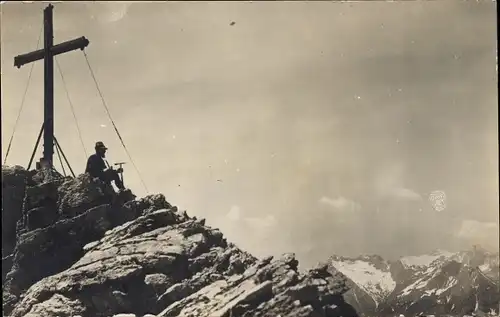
327 247 499 317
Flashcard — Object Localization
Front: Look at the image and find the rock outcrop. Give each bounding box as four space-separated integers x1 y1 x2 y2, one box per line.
2 165 358 317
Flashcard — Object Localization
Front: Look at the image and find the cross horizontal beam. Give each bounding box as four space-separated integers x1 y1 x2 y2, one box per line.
14 36 89 68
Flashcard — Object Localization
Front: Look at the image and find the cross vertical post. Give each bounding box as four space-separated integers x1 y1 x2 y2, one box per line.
43 4 54 166
13 4 90 170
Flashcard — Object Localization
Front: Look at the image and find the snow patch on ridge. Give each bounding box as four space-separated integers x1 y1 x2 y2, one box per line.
331 259 396 304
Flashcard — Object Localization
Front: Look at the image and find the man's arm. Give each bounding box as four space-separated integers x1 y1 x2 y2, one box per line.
85 155 95 174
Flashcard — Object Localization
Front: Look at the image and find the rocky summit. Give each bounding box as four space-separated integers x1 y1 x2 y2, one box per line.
1 165 358 317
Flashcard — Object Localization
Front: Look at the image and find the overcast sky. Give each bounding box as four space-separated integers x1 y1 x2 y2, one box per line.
1 1 498 267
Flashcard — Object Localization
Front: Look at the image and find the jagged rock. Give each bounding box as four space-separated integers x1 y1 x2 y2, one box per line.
1 165 30 257
156 252 357 317
7 208 246 317
12 169 118 238
2 254 14 283
25 206 58 231
23 178 61 212
22 293 86 317
145 273 173 295
30 166 66 184
2 165 358 317
3 194 168 315
2 170 157 315
56 173 116 218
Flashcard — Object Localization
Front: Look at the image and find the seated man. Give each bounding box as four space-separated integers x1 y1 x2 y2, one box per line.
85 141 125 190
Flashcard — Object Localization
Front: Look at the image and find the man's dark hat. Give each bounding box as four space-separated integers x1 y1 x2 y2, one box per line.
95 141 108 150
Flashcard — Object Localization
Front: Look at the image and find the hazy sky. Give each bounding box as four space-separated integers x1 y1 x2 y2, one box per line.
1 1 498 267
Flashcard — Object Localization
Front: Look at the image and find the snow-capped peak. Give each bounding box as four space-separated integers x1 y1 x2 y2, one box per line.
328 248 499 317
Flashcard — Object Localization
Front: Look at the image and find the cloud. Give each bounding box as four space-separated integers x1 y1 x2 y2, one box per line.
244 215 277 229
226 205 276 229
390 187 422 201
96 2 131 23
227 205 241 221
374 162 422 201
319 196 360 212
456 220 499 250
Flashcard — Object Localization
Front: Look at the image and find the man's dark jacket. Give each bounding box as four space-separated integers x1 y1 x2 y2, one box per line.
85 153 107 179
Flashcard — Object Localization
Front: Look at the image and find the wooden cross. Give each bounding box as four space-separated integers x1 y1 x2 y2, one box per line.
14 4 89 168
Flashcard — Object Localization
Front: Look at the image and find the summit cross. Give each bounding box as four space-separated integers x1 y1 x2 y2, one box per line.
14 4 90 167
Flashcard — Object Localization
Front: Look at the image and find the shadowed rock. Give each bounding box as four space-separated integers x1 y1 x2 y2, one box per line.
2 166 30 257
